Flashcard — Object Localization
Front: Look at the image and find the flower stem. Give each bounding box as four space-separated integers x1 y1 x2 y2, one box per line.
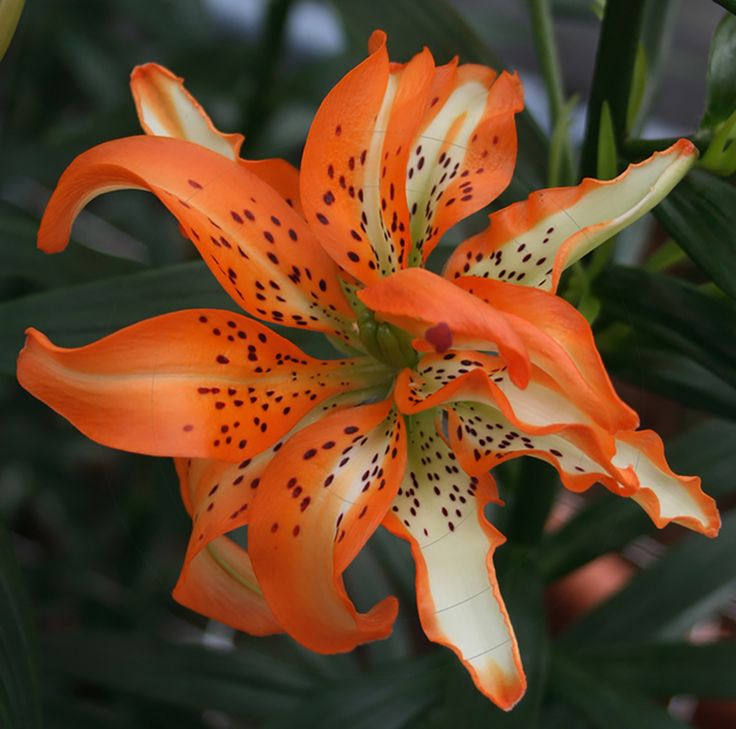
527 0 574 185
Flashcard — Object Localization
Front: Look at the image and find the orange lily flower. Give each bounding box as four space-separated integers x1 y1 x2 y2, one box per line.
17 31 720 710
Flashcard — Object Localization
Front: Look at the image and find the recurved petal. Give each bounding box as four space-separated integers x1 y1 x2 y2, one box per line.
172 390 375 634
38 135 354 338
17 310 386 461
301 31 417 282
384 410 525 710
357 268 529 388
131 63 244 159
249 401 406 653
448 402 719 536
173 535 282 636
444 140 696 291
456 277 638 432
613 430 720 537
406 66 523 263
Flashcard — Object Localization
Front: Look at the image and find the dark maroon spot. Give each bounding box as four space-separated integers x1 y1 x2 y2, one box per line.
425 322 453 353
216 354 230 364
182 424 194 432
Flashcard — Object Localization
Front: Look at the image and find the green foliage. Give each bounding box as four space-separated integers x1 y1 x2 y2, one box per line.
1 1 735 728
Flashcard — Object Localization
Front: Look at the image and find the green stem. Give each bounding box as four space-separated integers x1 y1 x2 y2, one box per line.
580 0 645 177
528 0 574 184
243 0 294 143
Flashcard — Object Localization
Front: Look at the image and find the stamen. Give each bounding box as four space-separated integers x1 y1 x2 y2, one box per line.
425 322 453 353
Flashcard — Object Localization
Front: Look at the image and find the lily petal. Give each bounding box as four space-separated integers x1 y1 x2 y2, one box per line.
131 63 244 159
444 140 696 291
38 135 353 337
172 390 376 634
395 352 635 494
17 310 386 460
357 268 530 387
174 534 282 636
249 401 406 652
301 31 522 281
456 277 638 432
613 430 720 537
384 410 525 710
406 65 523 263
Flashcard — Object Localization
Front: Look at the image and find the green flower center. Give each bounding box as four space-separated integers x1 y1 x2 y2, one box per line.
357 309 418 370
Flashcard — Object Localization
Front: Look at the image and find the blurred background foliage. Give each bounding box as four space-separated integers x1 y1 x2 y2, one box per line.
1 0 736 727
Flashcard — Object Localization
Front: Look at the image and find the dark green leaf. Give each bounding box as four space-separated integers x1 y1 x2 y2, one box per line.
561 511 736 646
548 651 690 729
44 632 314 721
264 653 446 729
540 418 736 580
0 523 42 729
702 12 736 128
584 641 736 698
580 0 645 176
0 209 142 289
713 0 736 14
594 266 736 388
0 261 329 377
604 338 736 421
655 169 736 299
332 0 547 198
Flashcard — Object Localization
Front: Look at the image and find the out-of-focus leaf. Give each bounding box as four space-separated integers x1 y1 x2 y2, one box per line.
626 44 647 131
0 0 24 61
44 632 314 720
332 0 548 198
548 651 690 729
596 101 618 179
580 0 645 176
714 0 736 14
702 13 736 129
561 511 736 646
0 523 42 729
264 653 446 729
655 169 736 298
594 266 736 388
603 335 736 421
540 418 736 581
0 261 331 376
0 209 142 289
583 642 736 698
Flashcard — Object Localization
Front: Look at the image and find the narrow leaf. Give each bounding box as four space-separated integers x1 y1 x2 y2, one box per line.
549 651 691 729
584 642 736 698
594 266 736 388
655 169 736 298
702 12 736 129
561 511 736 646
0 523 42 729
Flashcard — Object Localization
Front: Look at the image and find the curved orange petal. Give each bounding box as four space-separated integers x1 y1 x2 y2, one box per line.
444 140 696 291
383 410 525 710
448 402 635 496
357 268 529 387
239 157 303 216
300 30 392 283
171 390 375 635
407 66 523 263
131 63 244 159
38 135 354 338
249 400 406 652
17 309 387 460
173 534 282 636
613 430 720 537
301 32 523 281
456 276 638 432
394 352 635 495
